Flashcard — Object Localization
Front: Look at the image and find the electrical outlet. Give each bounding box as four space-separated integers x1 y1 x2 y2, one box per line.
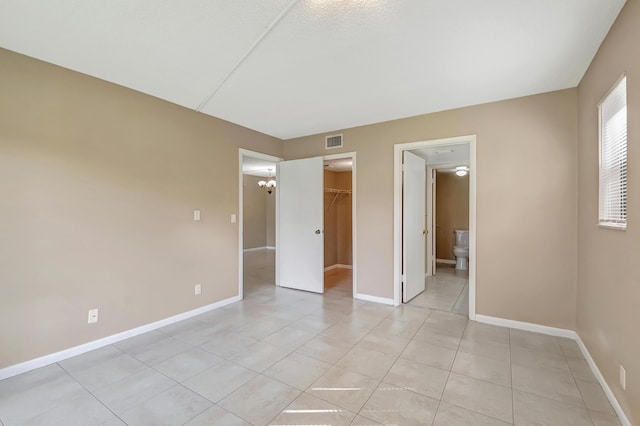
620 365 626 390
195 284 201 295
88 309 98 324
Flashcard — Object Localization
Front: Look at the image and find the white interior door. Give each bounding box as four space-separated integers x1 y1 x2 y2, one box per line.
403 151 426 303
277 157 324 293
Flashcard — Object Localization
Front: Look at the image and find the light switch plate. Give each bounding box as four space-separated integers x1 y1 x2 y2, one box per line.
195 284 201 295
194 210 201 221
231 213 236 223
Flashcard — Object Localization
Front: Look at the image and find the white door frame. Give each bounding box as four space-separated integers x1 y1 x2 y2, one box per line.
238 148 284 300
323 152 358 298
393 135 477 320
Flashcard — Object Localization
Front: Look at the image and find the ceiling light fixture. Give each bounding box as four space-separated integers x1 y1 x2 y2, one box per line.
455 166 469 177
258 168 276 194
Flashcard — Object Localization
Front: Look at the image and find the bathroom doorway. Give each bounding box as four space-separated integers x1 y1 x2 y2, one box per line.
393 136 477 319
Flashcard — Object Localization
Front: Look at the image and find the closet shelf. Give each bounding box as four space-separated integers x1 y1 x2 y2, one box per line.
324 188 352 209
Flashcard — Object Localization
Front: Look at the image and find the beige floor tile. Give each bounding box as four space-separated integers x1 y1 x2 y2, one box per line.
510 329 563 356
119 385 212 426
513 389 593 426
307 366 378 413
459 337 511 362
567 358 597 382
335 346 397 380
269 392 355 425
383 358 449 400
371 317 423 339
452 351 511 387
442 373 513 423
356 332 411 356
320 321 371 344
262 325 318 350
401 339 457 371
413 323 463 350
219 375 300 426
462 322 510 345
229 341 290 372
350 415 383 425
198 331 258 360
433 402 512 426
184 405 252 426
360 383 439 426
386 305 431 322
558 338 585 359
296 334 354 364
424 311 468 334
576 379 616 415
511 345 570 373
263 352 331 391
93 369 176 415
182 360 256 402
152 347 225 383
512 364 584 407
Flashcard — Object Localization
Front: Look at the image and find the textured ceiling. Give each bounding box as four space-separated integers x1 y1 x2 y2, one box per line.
0 0 626 139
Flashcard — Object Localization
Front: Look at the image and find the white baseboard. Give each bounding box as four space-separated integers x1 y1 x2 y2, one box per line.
475 314 577 339
436 259 456 265
0 295 241 381
575 335 632 426
354 293 394 305
324 264 353 271
243 246 274 252
475 314 631 426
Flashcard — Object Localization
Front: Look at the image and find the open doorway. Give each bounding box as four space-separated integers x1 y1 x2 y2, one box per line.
238 149 283 300
323 156 354 298
393 136 476 319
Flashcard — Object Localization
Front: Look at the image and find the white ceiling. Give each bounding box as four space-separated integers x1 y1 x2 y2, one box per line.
0 0 626 140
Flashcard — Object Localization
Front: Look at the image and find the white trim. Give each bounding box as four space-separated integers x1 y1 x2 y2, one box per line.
239 149 283 299
393 135 477 321
324 264 353 271
475 314 576 339
575 336 632 426
0 295 240 381
323 151 357 300
243 246 275 252
474 314 631 426
436 258 456 265
354 293 394 305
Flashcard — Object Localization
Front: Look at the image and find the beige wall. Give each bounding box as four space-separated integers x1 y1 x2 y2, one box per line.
435 172 469 261
577 0 640 422
324 171 352 267
0 48 283 368
286 88 578 329
242 174 275 249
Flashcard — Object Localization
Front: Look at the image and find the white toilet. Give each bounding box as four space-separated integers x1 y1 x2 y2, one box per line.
453 229 469 270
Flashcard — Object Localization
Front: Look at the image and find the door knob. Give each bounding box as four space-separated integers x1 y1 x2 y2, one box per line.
423 229 427 235
315 229 321 234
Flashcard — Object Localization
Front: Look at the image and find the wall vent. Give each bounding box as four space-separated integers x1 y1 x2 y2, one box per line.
325 134 343 149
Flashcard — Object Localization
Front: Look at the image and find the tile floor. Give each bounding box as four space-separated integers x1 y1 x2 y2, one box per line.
409 264 469 316
0 250 621 425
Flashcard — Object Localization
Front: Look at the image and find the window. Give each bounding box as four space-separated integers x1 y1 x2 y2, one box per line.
599 75 627 229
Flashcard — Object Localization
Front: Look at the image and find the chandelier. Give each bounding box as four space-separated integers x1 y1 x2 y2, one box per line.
258 168 276 194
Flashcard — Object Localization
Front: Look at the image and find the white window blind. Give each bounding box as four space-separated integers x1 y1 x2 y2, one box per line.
599 75 627 229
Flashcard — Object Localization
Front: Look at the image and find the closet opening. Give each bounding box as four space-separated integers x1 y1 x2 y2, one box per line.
323 156 354 298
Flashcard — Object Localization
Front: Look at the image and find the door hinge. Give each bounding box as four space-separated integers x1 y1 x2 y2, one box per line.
401 274 406 283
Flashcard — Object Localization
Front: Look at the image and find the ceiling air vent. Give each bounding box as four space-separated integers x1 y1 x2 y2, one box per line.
325 134 343 149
